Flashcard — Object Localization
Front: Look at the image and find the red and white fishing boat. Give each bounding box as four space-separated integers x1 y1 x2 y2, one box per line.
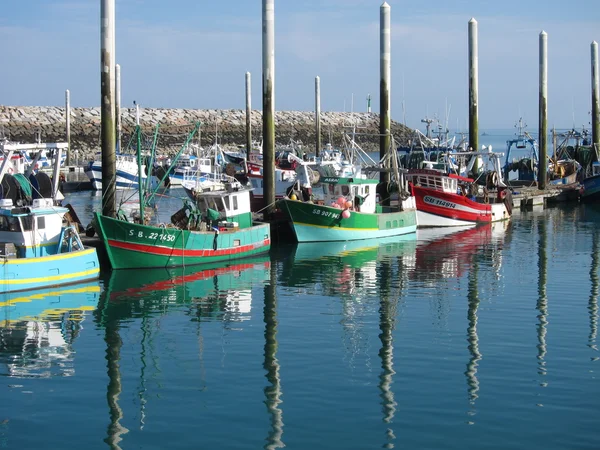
407 150 513 227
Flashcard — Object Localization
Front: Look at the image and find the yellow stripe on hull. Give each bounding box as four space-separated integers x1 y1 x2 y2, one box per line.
0 285 101 307
1 248 96 265
0 267 99 286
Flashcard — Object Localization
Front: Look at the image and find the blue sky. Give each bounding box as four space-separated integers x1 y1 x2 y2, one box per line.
1 0 599 130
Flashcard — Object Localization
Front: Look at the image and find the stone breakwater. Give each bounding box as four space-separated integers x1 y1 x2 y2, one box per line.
0 106 412 161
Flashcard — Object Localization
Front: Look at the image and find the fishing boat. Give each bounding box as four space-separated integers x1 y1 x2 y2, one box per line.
85 152 151 190
581 161 600 201
0 144 100 292
277 172 417 242
503 118 539 184
93 122 271 270
407 149 513 227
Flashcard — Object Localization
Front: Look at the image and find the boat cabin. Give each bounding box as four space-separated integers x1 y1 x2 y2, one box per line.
317 177 378 213
405 169 464 195
0 198 81 258
192 183 253 229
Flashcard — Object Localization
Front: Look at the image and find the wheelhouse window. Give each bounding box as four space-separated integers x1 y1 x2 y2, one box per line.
37 216 45 230
233 196 238 210
20 216 33 231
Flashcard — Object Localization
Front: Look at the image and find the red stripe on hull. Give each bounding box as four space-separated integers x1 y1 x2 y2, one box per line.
110 261 271 299
413 186 492 223
107 238 271 257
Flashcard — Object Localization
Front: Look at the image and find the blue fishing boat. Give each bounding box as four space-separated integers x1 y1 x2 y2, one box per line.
0 198 100 292
0 143 100 293
581 161 600 201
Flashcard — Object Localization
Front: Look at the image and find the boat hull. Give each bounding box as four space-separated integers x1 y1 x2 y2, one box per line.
279 199 417 243
582 174 600 201
412 185 510 227
85 162 149 190
0 248 100 293
94 212 271 269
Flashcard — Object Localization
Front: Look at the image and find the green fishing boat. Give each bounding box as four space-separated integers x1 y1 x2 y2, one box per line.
94 122 271 270
277 175 417 242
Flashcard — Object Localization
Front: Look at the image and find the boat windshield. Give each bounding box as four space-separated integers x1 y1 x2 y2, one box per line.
0 215 21 232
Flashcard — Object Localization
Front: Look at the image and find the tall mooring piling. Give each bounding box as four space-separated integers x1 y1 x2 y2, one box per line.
538 31 548 190
315 76 321 157
65 89 71 166
262 0 275 214
245 72 252 161
101 0 116 218
468 18 479 155
380 2 391 189
591 41 599 150
115 63 122 154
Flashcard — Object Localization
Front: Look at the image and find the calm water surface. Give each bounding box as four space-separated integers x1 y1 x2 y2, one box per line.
1 197 599 449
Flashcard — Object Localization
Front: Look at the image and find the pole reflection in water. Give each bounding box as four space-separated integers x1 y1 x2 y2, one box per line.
536 217 549 385
95 291 129 450
589 229 599 357
378 259 398 449
138 313 149 430
263 264 284 450
465 256 481 422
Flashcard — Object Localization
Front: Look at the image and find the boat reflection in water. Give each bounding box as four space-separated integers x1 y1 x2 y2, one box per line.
96 257 271 450
0 282 101 378
103 256 271 321
278 234 418 449
416 222 508 424
414 222 509 282
279 234 418 298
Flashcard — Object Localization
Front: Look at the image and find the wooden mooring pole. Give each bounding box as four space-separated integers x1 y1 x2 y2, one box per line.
538 31 548 190
262 0 275 214
101 0 116 217
315 76 321 158
591 41 599 151
115 63 122 155
468 18 479 155
380 2 391 192
245 72 252 161
65 89 71 166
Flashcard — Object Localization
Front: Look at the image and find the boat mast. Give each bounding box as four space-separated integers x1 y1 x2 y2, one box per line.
135 103 145 224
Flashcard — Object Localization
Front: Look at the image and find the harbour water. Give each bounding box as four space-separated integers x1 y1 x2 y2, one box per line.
1 196 599 449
